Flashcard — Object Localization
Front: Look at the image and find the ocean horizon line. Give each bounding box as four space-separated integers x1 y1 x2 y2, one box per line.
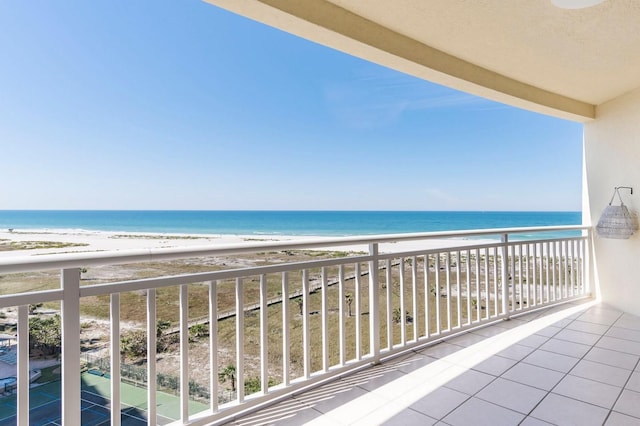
0 209 582 213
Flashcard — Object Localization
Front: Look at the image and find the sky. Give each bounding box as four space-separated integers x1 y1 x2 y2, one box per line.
0 1 584 212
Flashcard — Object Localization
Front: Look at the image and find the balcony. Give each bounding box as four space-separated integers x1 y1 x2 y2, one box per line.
0 226 598 425
234 300 635 425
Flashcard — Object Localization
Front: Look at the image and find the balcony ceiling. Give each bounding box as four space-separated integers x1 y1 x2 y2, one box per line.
204 0 640 122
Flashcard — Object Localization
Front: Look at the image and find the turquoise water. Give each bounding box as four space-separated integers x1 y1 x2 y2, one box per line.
0 210 581 238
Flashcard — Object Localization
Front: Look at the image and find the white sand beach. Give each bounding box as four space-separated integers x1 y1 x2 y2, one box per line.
0 228 499 259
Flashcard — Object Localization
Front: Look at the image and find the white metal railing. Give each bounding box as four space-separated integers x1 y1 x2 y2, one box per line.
0 226 591 425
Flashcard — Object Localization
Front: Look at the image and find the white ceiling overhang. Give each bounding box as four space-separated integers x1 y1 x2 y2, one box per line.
204 0 640 122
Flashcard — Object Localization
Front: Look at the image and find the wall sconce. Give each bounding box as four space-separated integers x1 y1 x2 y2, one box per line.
596 186 636 239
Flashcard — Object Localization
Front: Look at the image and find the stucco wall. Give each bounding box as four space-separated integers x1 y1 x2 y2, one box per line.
584 87 640 314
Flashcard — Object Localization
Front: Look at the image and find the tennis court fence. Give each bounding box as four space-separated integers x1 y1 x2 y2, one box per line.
80 352 236 405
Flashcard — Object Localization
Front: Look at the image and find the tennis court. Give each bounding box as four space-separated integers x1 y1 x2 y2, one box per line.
0 372 208 425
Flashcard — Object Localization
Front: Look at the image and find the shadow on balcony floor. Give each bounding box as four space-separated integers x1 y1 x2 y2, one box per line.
231 299 640 425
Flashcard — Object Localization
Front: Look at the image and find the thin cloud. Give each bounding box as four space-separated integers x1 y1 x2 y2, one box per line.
424 188 460 206
406 93 490 110
324 68 501 128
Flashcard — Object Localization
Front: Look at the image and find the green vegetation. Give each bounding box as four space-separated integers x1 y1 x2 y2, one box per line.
120 320 177 360
218 365 236 391
29 303 43 314
110 234 207 240
392 308 413 324
189 323 209 342
0 240 89 251
120 330 147 360
243 375 276 394
29 315 62 356
345 293 353 317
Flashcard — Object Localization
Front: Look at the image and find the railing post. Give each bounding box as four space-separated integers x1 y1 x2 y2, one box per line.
17 305 29 426
236 278 245 403
586 228 593 296
259 275 268 394
321 268 329 372
110 293 121 426
281 273 290 386
338 265 345 366
179 284 189 422
208 283 219 412
61 268 81 426
302 270 311 377
369 243 380 363
501 234 510 319
147 288 158 424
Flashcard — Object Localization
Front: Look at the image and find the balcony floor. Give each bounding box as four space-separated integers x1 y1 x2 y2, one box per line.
231 300 640 425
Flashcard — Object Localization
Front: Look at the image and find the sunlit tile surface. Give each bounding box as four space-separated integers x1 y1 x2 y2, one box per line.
233 301 640 425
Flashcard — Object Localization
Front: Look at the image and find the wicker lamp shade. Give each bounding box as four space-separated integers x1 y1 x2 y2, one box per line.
596 187 636 239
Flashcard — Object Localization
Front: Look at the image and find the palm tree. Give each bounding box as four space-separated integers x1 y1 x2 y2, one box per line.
189 323 209 340
345 293 353 317
218 365 237 392
156 319 171 338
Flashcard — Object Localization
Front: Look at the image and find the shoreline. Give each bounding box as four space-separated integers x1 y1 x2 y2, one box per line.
0 228 499 259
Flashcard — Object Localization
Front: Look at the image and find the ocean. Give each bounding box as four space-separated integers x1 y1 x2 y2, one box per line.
0 210 582 239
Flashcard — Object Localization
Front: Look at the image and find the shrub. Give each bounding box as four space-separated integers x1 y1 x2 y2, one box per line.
29 315 61 356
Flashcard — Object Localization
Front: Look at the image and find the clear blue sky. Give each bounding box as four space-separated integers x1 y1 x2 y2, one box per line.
0 1 583 211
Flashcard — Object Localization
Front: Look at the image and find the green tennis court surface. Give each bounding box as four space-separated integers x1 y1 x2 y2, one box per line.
0 372 208 425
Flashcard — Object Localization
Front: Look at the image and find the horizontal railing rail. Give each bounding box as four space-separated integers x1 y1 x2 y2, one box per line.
0 226 592 426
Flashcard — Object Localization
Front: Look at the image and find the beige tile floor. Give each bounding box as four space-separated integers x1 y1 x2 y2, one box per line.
227 300 640 425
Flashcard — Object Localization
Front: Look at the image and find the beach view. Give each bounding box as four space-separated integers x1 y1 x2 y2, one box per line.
4 1 640 425
0 212 589 424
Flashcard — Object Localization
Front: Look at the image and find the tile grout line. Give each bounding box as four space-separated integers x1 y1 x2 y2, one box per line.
411 306 557 423
516 307 624 425
549 308 628 425
602 322 640 425
443 306 554 425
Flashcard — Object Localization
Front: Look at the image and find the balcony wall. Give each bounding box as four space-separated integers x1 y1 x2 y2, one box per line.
584 86 640 315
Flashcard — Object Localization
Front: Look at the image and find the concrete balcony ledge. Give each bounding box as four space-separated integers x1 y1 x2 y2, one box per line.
232 300 640 425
